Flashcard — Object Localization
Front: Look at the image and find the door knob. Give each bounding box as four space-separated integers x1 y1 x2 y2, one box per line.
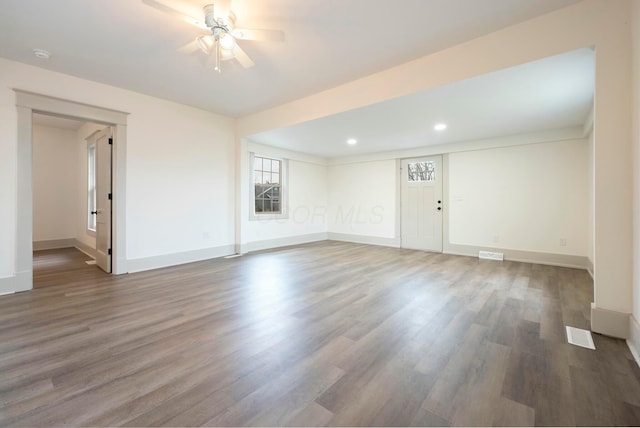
91 211 98 215
437 207 442 211
438 200 441 204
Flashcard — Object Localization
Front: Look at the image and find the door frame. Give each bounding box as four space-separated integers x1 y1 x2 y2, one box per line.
15 90 128 292
89 127 114 273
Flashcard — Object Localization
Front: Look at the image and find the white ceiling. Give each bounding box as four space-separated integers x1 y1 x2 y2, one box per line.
248 48 595 158
0 0 580 117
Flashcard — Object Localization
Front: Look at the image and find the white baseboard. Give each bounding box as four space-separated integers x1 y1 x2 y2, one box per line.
628 315 640 367
586 258 594 279
0 275 16 296
14 270 32 293
33 238 97 258
74 239 97 259
0 270 33 295
591 303 630 339
245 233 328 253
127 244 236 273
33 238 76 251
327 232 400 248
443 243 590 270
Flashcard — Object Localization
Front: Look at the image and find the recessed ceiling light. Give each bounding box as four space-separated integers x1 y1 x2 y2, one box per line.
347 138 357 145
33 49 51 59
434 123 447 131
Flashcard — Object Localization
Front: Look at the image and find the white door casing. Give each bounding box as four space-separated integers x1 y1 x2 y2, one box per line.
401 156 443 252
95 128 112 273
12 91 128 293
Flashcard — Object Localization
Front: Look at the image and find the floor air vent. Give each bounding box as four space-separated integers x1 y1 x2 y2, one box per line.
479 251 504 261
565 326 596 350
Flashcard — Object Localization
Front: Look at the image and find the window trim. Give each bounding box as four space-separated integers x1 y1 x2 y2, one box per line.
249 152 289 221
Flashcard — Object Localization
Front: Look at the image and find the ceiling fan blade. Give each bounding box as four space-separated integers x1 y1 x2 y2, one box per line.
141 0 208 30
232 28 285 42
177 39 199 54
220 48 235 61
231 45 255 68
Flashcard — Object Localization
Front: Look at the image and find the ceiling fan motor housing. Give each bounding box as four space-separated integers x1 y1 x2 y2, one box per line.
203 4 216 27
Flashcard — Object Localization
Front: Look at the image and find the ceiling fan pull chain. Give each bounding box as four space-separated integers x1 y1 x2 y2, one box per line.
215 40 222 73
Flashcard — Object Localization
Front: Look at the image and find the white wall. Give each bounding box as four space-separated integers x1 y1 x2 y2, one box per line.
324 137 590 256
0 58 235 284
448 139 588 256
32 124 78 242
243 143 328 250
328 160 396 239
237 0 633 337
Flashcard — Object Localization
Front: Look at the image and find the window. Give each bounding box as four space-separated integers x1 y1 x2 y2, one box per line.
251 154 287 219
87 143 96 231
407 161 435 182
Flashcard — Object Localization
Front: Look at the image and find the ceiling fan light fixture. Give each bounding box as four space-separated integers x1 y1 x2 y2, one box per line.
196 35 213 54
219 32 236 50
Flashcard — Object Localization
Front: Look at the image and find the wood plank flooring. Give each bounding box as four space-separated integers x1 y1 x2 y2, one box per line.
1 242 639 426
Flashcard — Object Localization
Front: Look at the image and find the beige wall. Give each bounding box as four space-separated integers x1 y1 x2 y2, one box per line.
631 0 640 348
591 1 633 317
245 157 328 246
328 160 397 239
237 141 328 252
448 139 589 256
0 58 235 290
32 125 78 242
587 129 594 269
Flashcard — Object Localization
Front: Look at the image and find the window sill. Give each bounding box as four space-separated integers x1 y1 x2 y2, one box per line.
249 213 289 221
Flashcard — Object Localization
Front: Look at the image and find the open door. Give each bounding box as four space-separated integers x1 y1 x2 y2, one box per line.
401 156 443 252
95 128 112 273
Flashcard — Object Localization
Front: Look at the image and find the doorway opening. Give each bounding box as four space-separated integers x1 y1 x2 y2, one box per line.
14 90 128 293
31 113 114 288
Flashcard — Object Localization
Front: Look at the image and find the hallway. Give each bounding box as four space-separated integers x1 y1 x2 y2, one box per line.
33 248 105 289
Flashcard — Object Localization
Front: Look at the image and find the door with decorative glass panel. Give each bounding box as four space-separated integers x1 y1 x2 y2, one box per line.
401 156 443 252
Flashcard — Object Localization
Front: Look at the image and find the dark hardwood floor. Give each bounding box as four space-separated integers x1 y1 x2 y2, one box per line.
32 247 103 289
1 242 639 426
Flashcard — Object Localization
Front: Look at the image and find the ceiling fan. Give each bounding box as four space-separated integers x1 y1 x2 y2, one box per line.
142 0 285 73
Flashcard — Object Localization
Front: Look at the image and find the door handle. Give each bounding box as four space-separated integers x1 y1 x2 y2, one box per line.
437 207 442 211
91 211 98 215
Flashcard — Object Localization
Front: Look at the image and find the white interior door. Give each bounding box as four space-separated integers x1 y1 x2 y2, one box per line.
401 156 443 252
95 128 112 273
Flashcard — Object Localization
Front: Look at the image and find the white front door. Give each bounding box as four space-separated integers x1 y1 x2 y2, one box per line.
95 128 112 273
401 156 443 252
